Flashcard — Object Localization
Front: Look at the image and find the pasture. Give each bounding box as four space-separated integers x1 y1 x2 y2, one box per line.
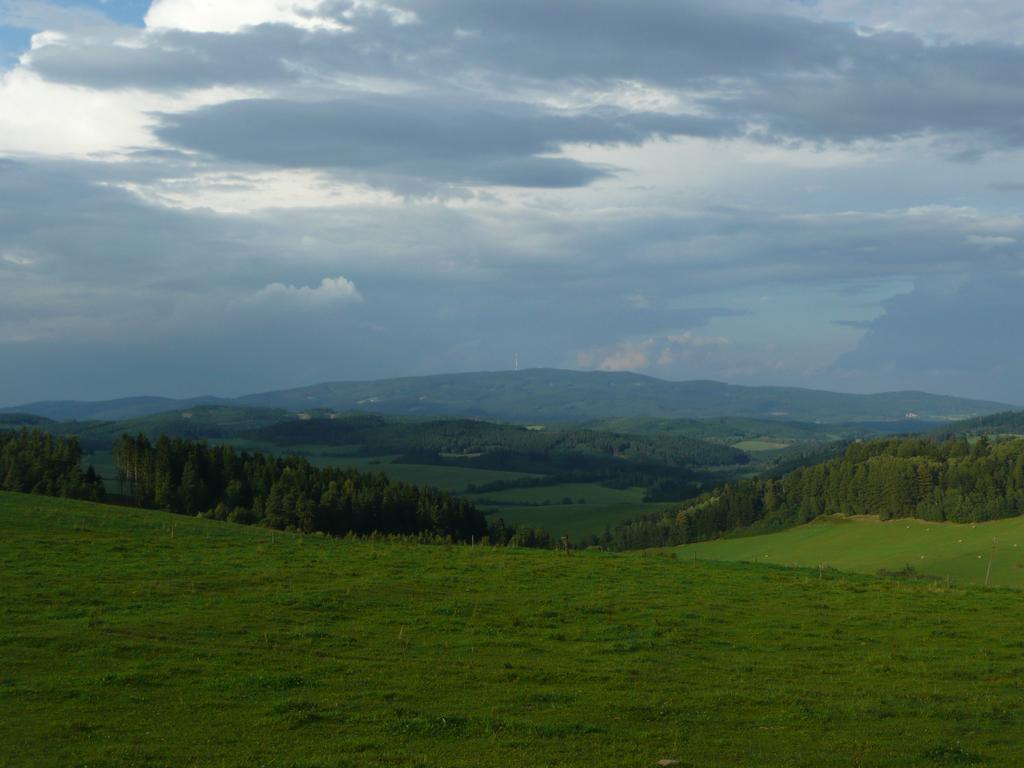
732 439 792 452
4 491 1024 766
483 501 668 541
466 485 672 541
678 514 1024 587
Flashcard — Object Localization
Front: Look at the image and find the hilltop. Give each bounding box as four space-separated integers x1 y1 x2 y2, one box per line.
2 368 1012 423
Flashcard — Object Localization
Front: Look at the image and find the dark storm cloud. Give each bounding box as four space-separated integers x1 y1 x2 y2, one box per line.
832 274 1024 403
21 0 1024 153
153 95 734 186
26 1 847 90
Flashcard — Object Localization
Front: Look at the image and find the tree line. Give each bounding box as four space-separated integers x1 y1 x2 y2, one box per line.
593 436 1024 550
107 433 568 547
111 433 500 541
0 429 105 501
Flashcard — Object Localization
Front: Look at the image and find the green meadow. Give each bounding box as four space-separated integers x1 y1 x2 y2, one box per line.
678 514 1024 587
483 502 668 542
5 491 1024 767
732 439 792 452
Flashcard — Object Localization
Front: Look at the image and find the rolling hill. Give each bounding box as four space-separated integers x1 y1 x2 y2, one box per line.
3 491 1023 767
2 368 1013 423
678 514 1024 587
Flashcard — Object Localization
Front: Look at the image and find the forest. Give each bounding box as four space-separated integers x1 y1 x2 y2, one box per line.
109 433 494 541
598 436 1024 550
0 429 105 502
253 415 749 471
0 428 549 544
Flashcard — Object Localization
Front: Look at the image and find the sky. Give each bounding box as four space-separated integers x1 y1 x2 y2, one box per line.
1 0 1023 406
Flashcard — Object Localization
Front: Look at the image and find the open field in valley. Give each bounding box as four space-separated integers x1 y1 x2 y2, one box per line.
678 514 1024 587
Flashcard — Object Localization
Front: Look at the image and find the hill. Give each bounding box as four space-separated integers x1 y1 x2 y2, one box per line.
678 514 1024 587
602 435 1024 550
3 369 1012 423
0 395 229 422
3 491 1023 766
930 409 1024 439
41 405 290 448
582 414 938 442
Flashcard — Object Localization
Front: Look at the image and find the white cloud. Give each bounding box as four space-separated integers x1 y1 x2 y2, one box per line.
597 340 653 372
0 68 255 157
144 0 344 33
966 235 1016 248
666 330 731 348
1 249 35 267
115 170 401 215
253 275 364 306
796 0 1024 44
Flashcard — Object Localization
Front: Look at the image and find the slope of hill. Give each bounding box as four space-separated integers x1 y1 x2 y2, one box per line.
42 405 290 447
0 395 229 422
930 409 1024 439
236 369 1012 423
3 369 1013 423
678 514 1024 587
3 491 1021 767
603 435 1024 550
581 414 939 442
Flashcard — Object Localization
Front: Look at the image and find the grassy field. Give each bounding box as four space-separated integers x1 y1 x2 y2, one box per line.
5 492 1024 766
466 483 645 506
467 485 662 541
483 502 669 542
732 439 792 452
678 514 1024 587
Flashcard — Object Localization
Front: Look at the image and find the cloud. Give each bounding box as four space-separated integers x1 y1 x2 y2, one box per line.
253 275 363 305
798 0 1024 44
145 0 343 33
5 1 1024 404
590 339 654 372
0 248 35 267
833 274 1024 402
578 330 732 374
16 0 1024 157
153 94 732 188
966 235 1016 247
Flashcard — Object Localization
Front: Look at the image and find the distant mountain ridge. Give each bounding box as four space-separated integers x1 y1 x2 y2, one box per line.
1 369 1014 424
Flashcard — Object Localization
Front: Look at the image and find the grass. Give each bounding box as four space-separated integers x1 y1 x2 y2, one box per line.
466 483 645 506
484 502 669 541
5 491 1024 766
468 485 656 541
732 439 792 452
677 514 1024 587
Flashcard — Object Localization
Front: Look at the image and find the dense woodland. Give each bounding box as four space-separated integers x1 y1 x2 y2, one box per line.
0 430 105 501
256 416 748 469
931 410 1024 439
110 434 494 541
2 408 750 499
599 436 1024 550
